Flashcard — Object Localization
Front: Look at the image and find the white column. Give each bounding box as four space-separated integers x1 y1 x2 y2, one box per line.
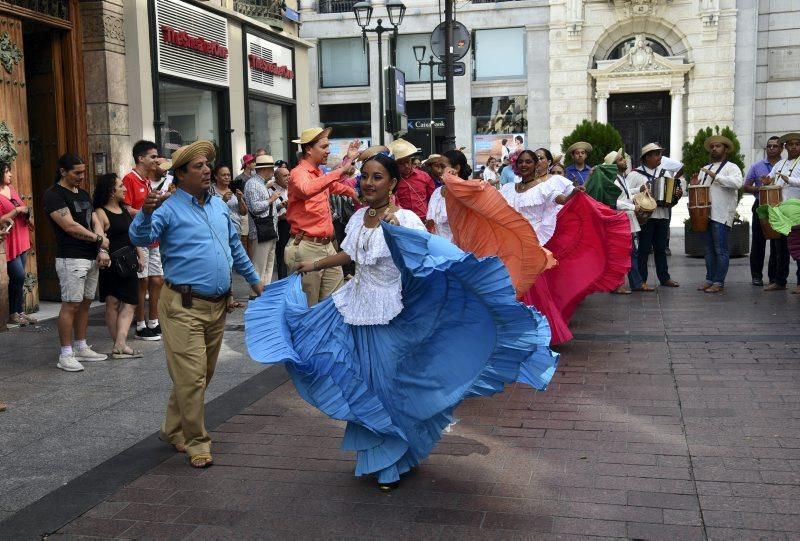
670 87 685 161
595 90 609 124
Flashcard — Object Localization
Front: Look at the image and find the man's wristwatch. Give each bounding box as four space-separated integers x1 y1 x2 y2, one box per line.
95 234 104 246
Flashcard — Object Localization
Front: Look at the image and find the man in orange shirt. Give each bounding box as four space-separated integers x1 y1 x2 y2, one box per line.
285 128 359 305
123 140 164 341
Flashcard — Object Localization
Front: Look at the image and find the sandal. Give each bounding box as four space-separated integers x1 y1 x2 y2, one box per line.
704 285 723 293
632 283 655 292
229 301 245 309
378 481 399 492
611 286 632 295
111 347 143 359
190 453 213 468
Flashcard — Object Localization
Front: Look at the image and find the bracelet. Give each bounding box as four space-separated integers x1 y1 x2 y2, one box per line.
98 248 109 254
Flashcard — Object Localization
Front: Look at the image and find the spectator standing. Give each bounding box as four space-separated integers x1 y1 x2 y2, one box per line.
272 165 291 279
122 140 163 342
0 161 36 326
211 164 247 236
286 128 358 306
233 154 256 258
43 154 110 371
93 173 143 359
744 136 782 286
390 138 436 221
244 155 282 285
128 141 263 468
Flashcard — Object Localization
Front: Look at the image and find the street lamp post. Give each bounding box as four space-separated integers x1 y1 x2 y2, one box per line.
413 45 440 156
443 0 456 151
353 0 406 145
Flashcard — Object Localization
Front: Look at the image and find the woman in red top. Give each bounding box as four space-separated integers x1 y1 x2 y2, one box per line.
0 161 36 326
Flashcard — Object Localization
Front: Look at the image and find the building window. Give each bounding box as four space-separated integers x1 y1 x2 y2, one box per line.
320 103 371 139
395 34 444 84
320 38 369 88
248 99 290 162
158 79 220 158
473 28 525 80
607 37 670 60
471 96 527 169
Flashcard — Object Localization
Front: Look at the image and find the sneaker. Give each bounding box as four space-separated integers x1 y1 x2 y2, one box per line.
8 313 28 327
57 354 85 372
751 279 764 286
149 324 162 336
74 346 108 362
135 327 161 341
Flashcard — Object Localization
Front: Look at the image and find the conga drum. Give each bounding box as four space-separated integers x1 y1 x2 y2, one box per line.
688 185 711 232
758 186 783 239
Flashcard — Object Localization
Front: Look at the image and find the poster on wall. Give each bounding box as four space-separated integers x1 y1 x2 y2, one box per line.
324 138 371 169
472 133 525 170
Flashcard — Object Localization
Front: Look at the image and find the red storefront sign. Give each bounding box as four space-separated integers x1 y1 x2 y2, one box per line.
248 54 294 80
161 25 229 59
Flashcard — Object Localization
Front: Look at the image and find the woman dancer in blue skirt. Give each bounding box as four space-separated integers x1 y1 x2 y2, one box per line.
245 153 558 491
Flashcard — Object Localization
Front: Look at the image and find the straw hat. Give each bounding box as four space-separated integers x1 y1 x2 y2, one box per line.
424 154 448 165
779 132 800 144
157 159 173 173
640 143 664 158
253 155 275 168
567 141 593 155
604 147 625 165
703 135 733 152
388 138 419 161
170 141 215 170
358 145 389 162
291 127 332 145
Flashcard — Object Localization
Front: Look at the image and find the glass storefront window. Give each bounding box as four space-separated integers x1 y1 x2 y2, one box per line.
158 80 220 158
248 99 290 162
320 38 369 88
319 103 371 139
395 34 444 84
473 28 526 80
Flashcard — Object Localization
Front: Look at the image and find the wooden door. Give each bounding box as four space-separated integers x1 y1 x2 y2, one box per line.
0 15 38 312
608 92 671 167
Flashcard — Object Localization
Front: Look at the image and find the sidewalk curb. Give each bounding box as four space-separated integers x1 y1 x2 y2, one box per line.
0 364 289 540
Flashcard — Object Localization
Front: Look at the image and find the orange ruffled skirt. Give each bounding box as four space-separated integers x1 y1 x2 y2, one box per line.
444 175 630 345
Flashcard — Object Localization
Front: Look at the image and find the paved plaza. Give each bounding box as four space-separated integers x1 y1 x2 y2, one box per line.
1 227 799 539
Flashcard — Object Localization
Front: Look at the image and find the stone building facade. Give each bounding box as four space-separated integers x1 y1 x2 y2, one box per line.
299 0 799 165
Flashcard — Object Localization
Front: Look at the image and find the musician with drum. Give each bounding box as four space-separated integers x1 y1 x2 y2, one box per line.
761 132 800 293
744 136 783 287
690 135 743 293
626 143 683 291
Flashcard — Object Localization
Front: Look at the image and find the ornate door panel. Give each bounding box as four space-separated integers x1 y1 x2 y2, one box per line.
608 92 671 167
0 15 38 312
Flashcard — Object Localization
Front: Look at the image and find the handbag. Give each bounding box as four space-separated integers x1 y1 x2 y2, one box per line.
110 245 139 278
251 188 278 242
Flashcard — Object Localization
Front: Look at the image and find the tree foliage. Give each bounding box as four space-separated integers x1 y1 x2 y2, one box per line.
560 120 624 167
680 125 746 179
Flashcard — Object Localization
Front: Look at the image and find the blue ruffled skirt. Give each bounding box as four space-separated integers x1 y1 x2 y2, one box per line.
245 223 558 483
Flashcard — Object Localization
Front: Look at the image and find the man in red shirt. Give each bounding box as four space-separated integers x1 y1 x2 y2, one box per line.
123 140 163 341
285 127 359 305
389 139 436 221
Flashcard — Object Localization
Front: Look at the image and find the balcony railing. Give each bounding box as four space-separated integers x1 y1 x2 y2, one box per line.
471 0 523 3
317 0 358 14
234 0 284 24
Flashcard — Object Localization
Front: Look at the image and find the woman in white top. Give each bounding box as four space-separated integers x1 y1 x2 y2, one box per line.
245 153 558 492
482 156 499 187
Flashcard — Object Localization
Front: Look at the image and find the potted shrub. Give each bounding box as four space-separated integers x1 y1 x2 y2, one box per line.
681 126 749 257
561 120 624 168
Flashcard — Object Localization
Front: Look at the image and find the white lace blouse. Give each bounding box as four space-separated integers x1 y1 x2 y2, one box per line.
499 175 574 245
425 186 452 242
332 207 426 325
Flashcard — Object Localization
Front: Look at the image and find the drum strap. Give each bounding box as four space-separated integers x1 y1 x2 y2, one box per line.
634 167 661 181
701 161 728 186
616 175 631 199
777 156 800 181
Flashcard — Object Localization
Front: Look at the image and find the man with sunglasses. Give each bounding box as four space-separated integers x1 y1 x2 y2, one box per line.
744 136 783 287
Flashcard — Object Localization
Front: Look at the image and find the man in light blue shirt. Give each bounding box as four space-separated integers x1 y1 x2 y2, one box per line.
129 141 262 469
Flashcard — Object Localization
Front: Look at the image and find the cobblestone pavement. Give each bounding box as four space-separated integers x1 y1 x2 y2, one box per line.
3 229 800 540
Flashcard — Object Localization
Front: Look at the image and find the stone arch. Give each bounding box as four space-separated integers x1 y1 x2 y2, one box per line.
588 18 692 67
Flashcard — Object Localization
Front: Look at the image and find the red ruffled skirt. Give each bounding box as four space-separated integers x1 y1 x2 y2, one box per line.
523 193 631 344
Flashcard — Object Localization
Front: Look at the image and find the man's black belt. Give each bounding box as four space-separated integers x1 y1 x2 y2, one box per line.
166 282 231 303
